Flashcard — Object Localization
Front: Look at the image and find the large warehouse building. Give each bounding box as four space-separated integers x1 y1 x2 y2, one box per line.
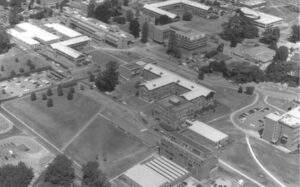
262 106 300 152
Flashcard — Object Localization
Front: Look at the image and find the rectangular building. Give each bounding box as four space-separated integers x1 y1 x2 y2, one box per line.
120 155 190 187
44 23 82 38
241 7 283 28
184 120 229 147
262 106 300 151
62 11 134 48
119 61 146 80
238 0 267 9
159 134 218 180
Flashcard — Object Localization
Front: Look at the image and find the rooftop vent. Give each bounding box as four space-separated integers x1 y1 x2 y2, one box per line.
169 97 180 105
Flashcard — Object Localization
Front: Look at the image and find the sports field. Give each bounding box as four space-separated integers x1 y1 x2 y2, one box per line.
4 88 101 149
65 116 151 178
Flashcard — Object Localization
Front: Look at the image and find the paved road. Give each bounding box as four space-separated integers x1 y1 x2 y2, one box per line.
263 95 286 113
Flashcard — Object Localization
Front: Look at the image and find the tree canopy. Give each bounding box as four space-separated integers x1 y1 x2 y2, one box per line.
155 15 172 25
129 19 140 38
82 161 110 187
95 61 119 92
94 0 122 23
260 27 280 49
44 155 75 186
288 24 300 43
273 46 289 62
87 0 96 17
220 10 259 43
141 22 149 43
182 11 193 21
0 162 34 187
0 30 10 54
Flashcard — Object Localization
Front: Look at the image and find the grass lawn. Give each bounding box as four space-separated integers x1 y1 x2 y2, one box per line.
65 116 151 178
89 50 121 68
0 53 49 79
266 97 297 111
4 88 101 148
250 137 300 186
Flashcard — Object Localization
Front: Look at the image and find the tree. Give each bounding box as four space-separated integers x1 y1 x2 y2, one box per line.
125 10 134 22
0 162 34 187
288 25 300 43
94 3 112 23
260 27 280 49
82 161 110 187
216 43 224 52
15 57 19 63
141 22 149 43
10 70 16 76
238 86 243 93
1 65 4 71
95 61 119 92
47 98 53 107
57 85 64 96
47 88 52 96
44 155 75 186
129 19 140 38
87 0 96 17
89 74 96 82
31 92 37 101
36 0 41 4
69 87 75 94
0 30 10 54
9 8 23 25
123 0 129 6
245 86 255 95
155 15 172 25
42 93 47 100
67 92 73 100
198 70 204 80
274 46 289 61
182 11 193 21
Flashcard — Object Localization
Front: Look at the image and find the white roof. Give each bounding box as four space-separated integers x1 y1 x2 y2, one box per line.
186 120 229 143
51 36 90 59
124 164 169 187
144 0 210 19
265 113 281 121
241 7 283 25
142 64 214 100
7 29 40 45
44 23 82 38
15 22 60 42
239 0 266 6
279 106 300 128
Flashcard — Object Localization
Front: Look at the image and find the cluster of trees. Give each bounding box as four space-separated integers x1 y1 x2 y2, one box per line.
94 0 122 23
95 61 119 92
199 0 221 7
129 19 140 38
237 86 255 95
0 162 34 187
288 24 300 43
8 0 24 25
29 8 53 19
259 27 280 50
220 9 259 47
0 29 10 54
182 11 193 21
155 15 172 25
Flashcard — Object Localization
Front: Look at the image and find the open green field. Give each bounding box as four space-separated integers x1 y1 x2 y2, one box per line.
0 53 49 79
250 137 300 186
65 116 151 178
4 88 101 148
266 97 297 111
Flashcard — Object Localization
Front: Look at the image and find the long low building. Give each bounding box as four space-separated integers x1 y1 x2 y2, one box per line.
184 120 229 147
143 0 210 20
50 36 91 63
44 23 82 38
241 7 283 28
120 155 190 187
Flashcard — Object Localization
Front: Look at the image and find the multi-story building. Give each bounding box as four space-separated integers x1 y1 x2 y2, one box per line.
61 9 134 48
241 7 283 28
143 0 211 21
237 0 267 9
139 63 215 127
69 0 105 16
159 134 218 180
262 106 300 152
168 24 207 53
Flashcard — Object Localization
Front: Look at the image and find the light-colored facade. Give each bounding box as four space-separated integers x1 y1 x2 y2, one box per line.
262 106 300 151
241 7 283 28
119 61 146 80
238 0 267 9
159 134 218 180
143 0 210 21
62 9 134 48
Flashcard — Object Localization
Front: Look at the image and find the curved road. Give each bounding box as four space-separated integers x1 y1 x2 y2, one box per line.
229 91 286 187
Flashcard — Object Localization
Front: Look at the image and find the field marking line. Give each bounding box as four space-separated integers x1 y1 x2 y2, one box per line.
61 110 103 151
0 105 82 168
206 113 229 124
218 159 265 187
246 136 286 187
263 96 286 113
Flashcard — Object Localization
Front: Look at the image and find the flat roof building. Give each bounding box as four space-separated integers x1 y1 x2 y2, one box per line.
120 155 190 187
50 36 91 63
143 0 210 20
262 106 300 151
238 0 267 9
241 7 283 28
242 46 276 64
185 120 229 147
44 23 82 38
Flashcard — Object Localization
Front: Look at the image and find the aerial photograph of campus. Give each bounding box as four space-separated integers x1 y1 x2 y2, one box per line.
0 0 299 187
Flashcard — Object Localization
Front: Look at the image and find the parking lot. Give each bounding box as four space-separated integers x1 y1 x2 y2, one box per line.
0 70 60 99
237 105 282 130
